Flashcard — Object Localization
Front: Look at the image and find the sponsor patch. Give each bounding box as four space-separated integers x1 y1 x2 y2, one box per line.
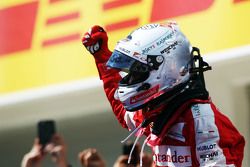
153 145 192 167
197 143 217 152
118 46 130 54
200 151 219 162
142 44 156 54
130 85 159 104
191 104 201 117
160 41 178 54
156 31 175 46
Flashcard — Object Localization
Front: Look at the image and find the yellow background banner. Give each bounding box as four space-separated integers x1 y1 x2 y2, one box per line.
0 0 250 93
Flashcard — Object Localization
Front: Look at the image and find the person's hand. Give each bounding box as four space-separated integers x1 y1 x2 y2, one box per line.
21 138 43 167
82 25 111 63
113 153 153 167
113 155 131 167
45 134 68 167
141 153 153 167
78 148 106 167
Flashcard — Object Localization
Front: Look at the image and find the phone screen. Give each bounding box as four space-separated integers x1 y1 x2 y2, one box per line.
37 120 56 146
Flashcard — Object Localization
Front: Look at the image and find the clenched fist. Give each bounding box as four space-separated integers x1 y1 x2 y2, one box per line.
82 25 111 63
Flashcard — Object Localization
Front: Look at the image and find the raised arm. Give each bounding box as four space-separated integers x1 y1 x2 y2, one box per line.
82 25 128 128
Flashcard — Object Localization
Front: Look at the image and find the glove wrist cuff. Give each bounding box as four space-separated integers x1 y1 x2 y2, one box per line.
93 48 116 79
96 62 118 80
93 48 112 64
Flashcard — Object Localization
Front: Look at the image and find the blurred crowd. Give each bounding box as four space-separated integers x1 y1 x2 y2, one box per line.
21 134 154 167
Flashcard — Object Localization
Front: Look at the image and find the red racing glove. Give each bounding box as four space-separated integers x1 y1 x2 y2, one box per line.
82 25 112 64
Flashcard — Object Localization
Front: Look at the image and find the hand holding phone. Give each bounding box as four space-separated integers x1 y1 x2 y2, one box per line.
37 120 56 146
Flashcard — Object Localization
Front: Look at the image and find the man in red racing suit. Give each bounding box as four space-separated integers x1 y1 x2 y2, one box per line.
82 24 245 167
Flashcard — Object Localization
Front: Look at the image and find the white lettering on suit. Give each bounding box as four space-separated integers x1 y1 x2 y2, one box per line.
191 104 227 166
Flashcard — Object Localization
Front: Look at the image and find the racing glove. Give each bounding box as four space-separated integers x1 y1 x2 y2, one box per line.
82 25 116 79
82 25 112 64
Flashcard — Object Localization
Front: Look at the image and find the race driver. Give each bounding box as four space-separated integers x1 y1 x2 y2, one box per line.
81 22 245 167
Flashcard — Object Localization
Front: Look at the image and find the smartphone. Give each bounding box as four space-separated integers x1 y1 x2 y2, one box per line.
122 141 139 165
37 120 56 146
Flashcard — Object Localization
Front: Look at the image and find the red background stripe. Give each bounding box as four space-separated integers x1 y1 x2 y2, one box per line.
42 33 81 47
150 0 214 22
46 12 80 25
103 0 141 10
49 0 65 4
105 18 139 31
0 1 38 56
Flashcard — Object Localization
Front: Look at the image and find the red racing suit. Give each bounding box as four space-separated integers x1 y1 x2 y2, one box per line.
95 59 245 167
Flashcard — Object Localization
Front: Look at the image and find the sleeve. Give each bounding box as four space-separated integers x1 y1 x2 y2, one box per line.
188 103 245 167
95 53 143 130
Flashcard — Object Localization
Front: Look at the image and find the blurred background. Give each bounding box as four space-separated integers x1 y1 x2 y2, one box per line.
0 0 249 166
